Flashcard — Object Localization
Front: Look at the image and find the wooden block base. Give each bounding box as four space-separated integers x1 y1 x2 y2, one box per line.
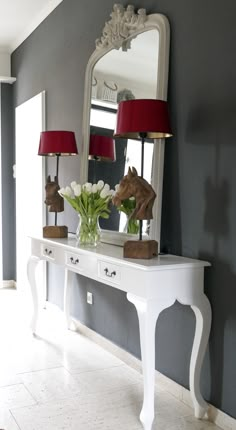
43 225 68 238
123 240 158 259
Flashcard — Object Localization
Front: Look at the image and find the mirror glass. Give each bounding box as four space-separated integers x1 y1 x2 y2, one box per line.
81 8 170 245
89 30 158 235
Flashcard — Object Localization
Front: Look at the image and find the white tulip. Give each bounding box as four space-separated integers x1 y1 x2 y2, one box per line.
58 187 66 196
97 180 104 190
109 189 115 196
103 183 110 192
74 184 81 196
100 188 110 199
71 181 77 189
130 196 135 201
92 184 98 193
84 182 92 193
65 186 73 197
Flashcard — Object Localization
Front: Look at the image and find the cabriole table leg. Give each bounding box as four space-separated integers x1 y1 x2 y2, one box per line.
127 293 175 430
64 269 74 329
190 294 212 418
27 255 41 334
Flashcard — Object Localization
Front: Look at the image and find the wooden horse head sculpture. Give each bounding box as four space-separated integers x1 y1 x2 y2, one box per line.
45 175 64 213
112 167 156 220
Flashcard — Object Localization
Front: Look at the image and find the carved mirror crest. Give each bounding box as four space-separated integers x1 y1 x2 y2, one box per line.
81 4 170 246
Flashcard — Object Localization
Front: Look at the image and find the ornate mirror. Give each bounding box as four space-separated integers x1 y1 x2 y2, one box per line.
81 4 170 246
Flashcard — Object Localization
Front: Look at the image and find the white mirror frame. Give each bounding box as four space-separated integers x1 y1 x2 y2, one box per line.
80 5 170 246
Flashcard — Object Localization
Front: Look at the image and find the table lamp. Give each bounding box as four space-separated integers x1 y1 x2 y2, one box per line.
89 134 116 183
89 134 116 162
114 99 172 258
38 130 78 238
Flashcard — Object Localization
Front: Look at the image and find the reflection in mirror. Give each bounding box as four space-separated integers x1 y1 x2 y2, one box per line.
88 125 126 232
89 30 158 235
81 6 170 245
92 29 159 101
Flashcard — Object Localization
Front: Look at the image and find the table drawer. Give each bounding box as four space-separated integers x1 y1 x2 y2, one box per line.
65 252 97 277
98 260 121 285
41 243 56 260
66 251 83 270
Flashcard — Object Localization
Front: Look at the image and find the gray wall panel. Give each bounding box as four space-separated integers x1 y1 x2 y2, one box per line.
1 84 15 280
11 0 236 418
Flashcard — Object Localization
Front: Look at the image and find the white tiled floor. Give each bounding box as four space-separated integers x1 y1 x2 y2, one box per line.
0 288 221 430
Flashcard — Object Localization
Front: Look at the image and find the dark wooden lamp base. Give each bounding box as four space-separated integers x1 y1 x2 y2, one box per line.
123 240 158 259
43 225 68 238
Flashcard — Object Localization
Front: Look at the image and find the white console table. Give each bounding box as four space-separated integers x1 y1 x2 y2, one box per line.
27 235 211 430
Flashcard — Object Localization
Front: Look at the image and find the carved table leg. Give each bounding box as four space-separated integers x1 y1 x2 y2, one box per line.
64 269 74 329
190 294 212 418
27 255 41 334
127 293 175 430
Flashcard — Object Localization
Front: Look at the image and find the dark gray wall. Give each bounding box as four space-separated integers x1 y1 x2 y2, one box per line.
1 83 15 280
11 0 236 419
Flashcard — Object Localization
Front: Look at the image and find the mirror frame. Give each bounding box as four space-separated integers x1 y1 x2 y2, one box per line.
80 5 170 246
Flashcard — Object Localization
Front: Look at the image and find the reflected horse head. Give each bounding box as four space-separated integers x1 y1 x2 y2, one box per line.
112 167 156 220
45 175 64 213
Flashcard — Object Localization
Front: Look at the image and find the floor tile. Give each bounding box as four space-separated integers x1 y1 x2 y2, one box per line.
59 336 124 373
11 386 143 430
0 289 223 430
0 384 36 409
155 391 193 417
4 344 63 375
0 361 22 388
19 367 81 403
166 415 221 429
72 364 142 394
11 386 222 430
0 407 20 430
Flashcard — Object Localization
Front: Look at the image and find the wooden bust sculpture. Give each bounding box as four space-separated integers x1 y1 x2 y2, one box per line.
43 175 67 238
45 175 64 212
113 166 156 220
113 167 158 258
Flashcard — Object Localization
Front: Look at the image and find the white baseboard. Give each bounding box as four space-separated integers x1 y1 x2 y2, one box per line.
70 316 236 430
0 280 16 289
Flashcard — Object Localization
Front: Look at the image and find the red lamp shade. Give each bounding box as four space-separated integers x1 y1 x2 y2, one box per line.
38 131 78 156
89 134 116 162
114 99 172 139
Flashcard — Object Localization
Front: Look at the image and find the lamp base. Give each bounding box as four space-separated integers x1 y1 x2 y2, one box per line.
43 225 68 238
123 240 158 259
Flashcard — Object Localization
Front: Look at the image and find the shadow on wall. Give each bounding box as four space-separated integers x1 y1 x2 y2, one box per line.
185 99 236 144
200 256 236 415
161 126 182 255
201 177 235 414
186 101 236 416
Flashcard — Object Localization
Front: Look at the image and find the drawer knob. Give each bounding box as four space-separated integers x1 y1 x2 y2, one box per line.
44 248 52 256
104 268 116 278
70 256 79 265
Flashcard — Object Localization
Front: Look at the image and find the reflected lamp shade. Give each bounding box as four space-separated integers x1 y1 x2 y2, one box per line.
38 131 78 156
114 99 172 139
89 134 116 162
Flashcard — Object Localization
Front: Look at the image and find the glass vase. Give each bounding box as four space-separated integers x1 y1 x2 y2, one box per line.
76 214 101 246
124 216 140 235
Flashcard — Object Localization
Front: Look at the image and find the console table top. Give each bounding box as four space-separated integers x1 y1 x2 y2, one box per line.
31 235 210 272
